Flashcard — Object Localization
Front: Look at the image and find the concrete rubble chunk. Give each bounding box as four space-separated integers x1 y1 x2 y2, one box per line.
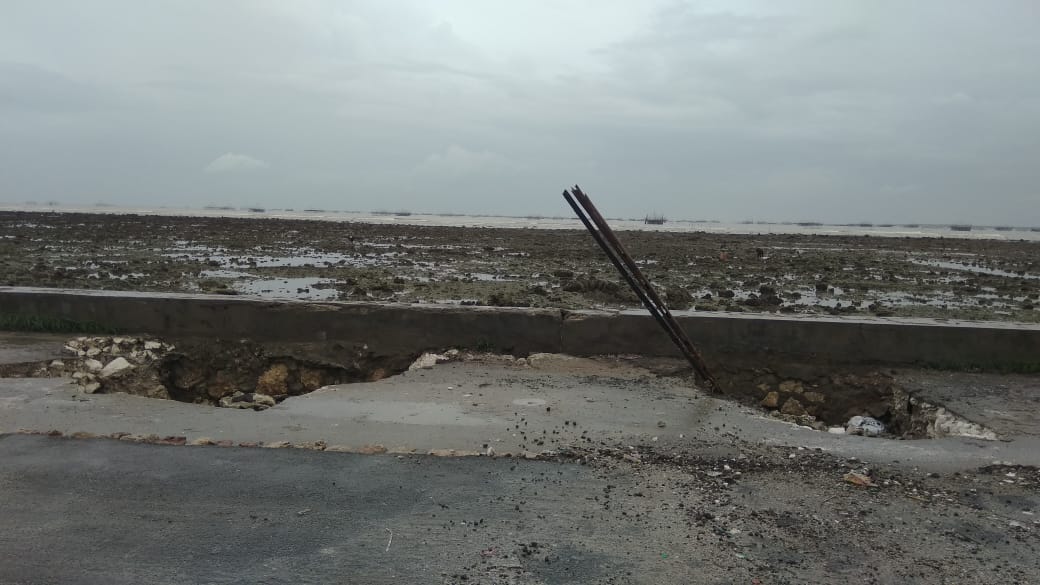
408 352 450 371
846 415 885 437
99 357 133 379
83 382 101 394
144 341 163 350
253 393 276 408
83 359 104 373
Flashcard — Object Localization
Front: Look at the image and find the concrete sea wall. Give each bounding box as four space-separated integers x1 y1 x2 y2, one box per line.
1 287 1038 370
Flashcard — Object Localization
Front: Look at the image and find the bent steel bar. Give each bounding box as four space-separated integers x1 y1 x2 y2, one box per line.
563 185 721 393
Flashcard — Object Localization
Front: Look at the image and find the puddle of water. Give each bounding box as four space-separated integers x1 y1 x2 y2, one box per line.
912 260 1039 280
199 269 254 279
233 277 339 301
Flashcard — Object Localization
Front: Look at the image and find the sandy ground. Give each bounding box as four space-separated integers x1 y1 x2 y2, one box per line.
2 210 1038 322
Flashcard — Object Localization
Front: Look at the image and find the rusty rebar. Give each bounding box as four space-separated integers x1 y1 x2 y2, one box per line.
563 185 720 393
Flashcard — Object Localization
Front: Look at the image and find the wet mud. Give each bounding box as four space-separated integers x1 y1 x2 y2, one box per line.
1 211 1037 322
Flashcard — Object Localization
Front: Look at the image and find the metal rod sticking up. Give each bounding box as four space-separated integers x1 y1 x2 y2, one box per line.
563 185 721 393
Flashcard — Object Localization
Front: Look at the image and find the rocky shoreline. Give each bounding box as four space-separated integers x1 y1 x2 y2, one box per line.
2 210 1037 322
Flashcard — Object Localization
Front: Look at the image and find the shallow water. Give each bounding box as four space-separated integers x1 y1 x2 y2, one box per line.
7 203 1040 241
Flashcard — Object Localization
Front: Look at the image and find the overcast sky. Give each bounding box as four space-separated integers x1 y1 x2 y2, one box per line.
1 1 1038 224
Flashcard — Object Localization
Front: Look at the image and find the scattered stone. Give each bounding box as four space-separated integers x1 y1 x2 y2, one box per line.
215 440 235 447
324 445 354 453
761 391 780 409
238 442 260 448
119 433 159 443
828 426 846 435
780 398 806 416
779 380 804 394
296 441 327 451
189 437 215 446
49 360 65 369
109 432 130 439
157 436 187 446
83 359 104 372
262 441 292 449
99 357 133 379
428 449 458 457
843 472 876 487
85 347 102 357
144 341 163 350
69 431 98 439
82 382 101 394
357 444 388 455
657 420 667 428
46 429 63 437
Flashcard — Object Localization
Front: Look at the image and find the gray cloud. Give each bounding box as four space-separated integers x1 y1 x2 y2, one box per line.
0 1 1037 224
205 153 269 174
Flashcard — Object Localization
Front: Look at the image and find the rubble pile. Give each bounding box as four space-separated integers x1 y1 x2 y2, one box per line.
62 336 173 399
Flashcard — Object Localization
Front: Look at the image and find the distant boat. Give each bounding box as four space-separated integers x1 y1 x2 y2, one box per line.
950 224 972 232
796 221 823 227
994 226 1014 231
1031 227 1040 233
644 214 666 225
900 224 919 228
247 207 266 213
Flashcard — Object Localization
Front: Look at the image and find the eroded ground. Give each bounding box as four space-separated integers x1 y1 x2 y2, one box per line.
2 211 1038 322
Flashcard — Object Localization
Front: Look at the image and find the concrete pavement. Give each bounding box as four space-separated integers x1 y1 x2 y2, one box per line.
2 352 1039 471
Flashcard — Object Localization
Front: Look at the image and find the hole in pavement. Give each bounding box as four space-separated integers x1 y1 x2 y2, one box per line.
18 336 416 411
713 360 998 440
3 338 999 439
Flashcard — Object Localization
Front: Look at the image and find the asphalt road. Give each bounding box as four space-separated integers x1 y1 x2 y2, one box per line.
0 435 637 585
3 434 1039 585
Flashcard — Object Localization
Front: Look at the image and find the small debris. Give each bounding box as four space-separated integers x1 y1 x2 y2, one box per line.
843 472 876 487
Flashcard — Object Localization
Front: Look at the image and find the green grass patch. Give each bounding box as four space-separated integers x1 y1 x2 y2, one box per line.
0 313 117 334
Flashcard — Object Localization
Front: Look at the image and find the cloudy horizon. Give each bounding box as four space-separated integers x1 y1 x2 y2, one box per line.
1 1 1038 225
